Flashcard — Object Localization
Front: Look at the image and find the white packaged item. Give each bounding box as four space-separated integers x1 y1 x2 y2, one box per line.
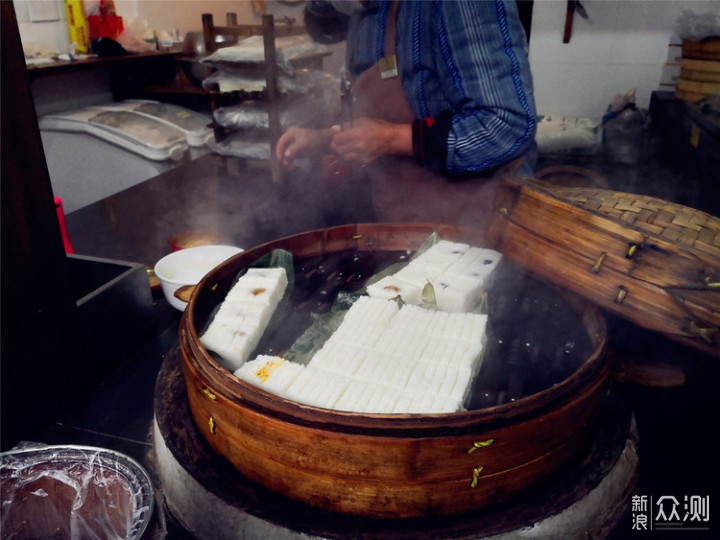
535 115 603 157
201 34 328 75
212 71 341 130
213 95 323 130
208 129 271 160
39 108 188 162
201 67 294 93
97 100 213 147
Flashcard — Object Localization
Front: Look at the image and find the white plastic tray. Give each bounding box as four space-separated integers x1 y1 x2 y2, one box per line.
98 100 214 147
39 108 189 161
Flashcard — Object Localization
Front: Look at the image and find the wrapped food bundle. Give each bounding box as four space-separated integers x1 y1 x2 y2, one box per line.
201 34 329 75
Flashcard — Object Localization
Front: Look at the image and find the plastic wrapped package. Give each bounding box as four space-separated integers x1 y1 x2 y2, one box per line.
201 67 298 94
214 95 330 130
286 68 339 95
208 129 271 160
0 444 155 540
212 69 340 129
201 34 328 75
213 100 270 129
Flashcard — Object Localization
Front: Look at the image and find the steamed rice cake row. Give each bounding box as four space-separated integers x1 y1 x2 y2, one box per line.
367 240 502 312
235 296 488 414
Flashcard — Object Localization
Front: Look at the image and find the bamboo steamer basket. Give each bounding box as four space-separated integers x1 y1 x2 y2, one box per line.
180 223 610 518
488 176 720 358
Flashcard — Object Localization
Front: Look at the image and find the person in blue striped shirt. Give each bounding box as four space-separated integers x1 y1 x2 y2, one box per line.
277 0 537 229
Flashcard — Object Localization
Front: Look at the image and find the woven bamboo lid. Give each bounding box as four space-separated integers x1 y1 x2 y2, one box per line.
550 187 720 260
489 176 720 357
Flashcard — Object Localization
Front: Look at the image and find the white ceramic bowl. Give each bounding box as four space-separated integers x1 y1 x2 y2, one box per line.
154 245 243 310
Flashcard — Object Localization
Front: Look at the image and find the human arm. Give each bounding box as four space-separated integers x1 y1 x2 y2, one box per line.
329 117 412 164
399 0 537 175
276 126 335 170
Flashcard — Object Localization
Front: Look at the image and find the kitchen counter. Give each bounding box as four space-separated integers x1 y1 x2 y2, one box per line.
65 153 377 267
33 128 719 537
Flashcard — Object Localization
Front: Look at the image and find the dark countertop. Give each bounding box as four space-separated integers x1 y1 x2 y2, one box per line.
31 107 720 537
65 154 376 267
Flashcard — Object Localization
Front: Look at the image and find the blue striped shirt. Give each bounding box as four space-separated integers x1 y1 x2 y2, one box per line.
347 0 537 175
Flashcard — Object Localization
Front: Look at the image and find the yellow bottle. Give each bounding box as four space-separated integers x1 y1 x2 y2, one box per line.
65 0 89 53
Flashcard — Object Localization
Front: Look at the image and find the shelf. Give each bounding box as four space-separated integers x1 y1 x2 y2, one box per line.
26 50 181 80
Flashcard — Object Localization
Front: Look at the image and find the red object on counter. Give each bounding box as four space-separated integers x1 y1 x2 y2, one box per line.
54 197 74 254
88 0 124 41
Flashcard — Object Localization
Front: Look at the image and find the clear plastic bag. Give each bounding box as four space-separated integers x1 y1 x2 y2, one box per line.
214 94 335 131
675 8 720 41
208 129 272 160
201 67 297 94
200 34 329 75
0 444 155 540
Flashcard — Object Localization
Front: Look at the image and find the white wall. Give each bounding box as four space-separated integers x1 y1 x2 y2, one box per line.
14 0 306 55
528 0 720 120
15 0 720 120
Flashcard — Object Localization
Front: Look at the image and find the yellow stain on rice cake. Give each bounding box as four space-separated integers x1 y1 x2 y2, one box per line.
254 358 284 383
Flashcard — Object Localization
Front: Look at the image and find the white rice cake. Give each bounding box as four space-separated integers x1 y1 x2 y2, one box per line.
309 342 367 377
330 320 386 349
334 380 376 412
343 295 399 323
246 294 489 415
431 248 502 312
372 328 426 358
393 265 434 287
422 240 470 259
199 315 262 371
354 384 399 414
234 355 304 394
307 370 352 410
365 276 422 305
445 247 502 281
367 241 501 313
387 304 434 332
281 367 350 410
430 276 484 313
226 268 287 304
380 359 415 391
353 350 392 386
200 267 287 370
418 335 484 371
412 241 469 275
283 366 325 406
214 300 273 328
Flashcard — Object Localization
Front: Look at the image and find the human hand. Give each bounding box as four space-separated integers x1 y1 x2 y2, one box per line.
329 118 412 165
276 126 333 170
